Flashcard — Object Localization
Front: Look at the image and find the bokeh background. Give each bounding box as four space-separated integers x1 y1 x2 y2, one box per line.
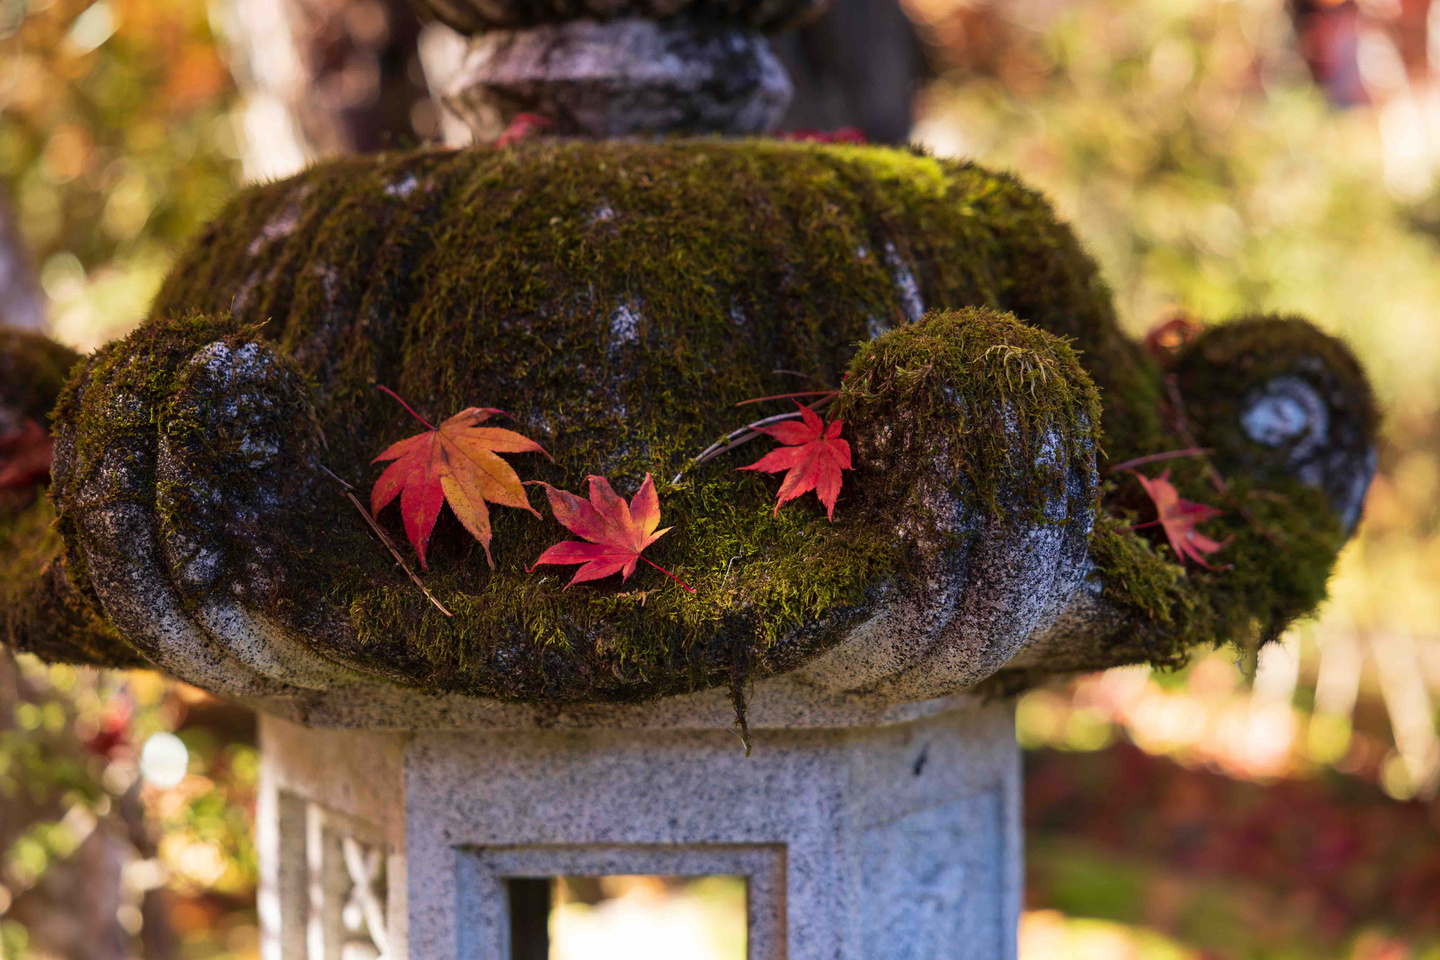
3 0 1440 956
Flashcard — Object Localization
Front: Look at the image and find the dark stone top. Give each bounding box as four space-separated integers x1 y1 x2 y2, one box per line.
412 0 828 35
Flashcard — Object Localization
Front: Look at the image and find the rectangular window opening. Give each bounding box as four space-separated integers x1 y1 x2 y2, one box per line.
506 874 749 960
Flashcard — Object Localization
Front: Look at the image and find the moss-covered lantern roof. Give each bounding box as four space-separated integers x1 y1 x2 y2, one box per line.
0 140 1376 722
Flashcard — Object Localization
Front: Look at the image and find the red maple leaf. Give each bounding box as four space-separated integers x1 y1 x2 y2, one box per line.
527 473 694 592
739 402 852 520
779 128 868 144
1131 468 1231 569
496 113 552 147
370 385 549 570
83 701 131 760
0 418 54 494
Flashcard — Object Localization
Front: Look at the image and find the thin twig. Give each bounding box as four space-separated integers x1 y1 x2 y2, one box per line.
341 490 453 617
317 462 354 491
771 369 832 389
721 554 742 585
1107 447 1214 475
672 422 781 483
670 395 837 484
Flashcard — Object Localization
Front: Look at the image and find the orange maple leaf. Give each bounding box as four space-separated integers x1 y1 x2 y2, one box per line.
0 419 53 494
527 473 694 592
370 385 548 570
739 402 853 520
1131 468 1232 570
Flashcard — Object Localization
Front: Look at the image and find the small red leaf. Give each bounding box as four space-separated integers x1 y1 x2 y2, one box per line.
496 113 551 147
528 474 694 592
739 403 853 520
779 128 868 144
1131 468 1232 569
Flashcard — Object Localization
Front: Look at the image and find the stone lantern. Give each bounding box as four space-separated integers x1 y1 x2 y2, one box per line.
0 0 1378 955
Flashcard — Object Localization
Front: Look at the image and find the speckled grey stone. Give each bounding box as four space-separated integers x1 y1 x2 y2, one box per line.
1241 373 1375 531
257 700 1021 960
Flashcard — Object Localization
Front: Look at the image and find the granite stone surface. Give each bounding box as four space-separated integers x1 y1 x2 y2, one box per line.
257 700 1021 959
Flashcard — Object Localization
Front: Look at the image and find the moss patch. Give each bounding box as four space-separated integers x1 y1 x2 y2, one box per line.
1095 470 1344 664
1173 316 1377 531
835 305 1102 525
140 139 1160 697
985 316 1363 692
0 327 133 665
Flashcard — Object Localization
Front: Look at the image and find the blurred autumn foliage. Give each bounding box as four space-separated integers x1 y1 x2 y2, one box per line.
0 656 259 958
908 0 1440 774
2 1 255 955
1 0 239 349
1020 656 1440 958
1028 743 1440 958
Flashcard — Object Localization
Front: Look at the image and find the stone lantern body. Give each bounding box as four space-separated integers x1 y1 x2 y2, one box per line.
0 1 1379 957
258 695 1020 959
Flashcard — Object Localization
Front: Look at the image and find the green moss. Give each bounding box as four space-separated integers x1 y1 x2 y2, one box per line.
1100 316 1369 668
142 140 1161 697
1 496 60 617
988 316 1360 689
30 139 1373 696
0 327 135 666
1102 471 1343 660
1173 316 1377 521
835 306 1102 524
50 312 255 607
151 140 1159 465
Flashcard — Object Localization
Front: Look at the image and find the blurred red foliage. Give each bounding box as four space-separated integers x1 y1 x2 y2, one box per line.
1027 743 1440 950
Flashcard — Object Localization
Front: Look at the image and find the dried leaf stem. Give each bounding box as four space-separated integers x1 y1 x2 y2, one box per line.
1107 447 1214 475
671 393 837 484
342 490 454 617
320 461 453 617
375 383 435 430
